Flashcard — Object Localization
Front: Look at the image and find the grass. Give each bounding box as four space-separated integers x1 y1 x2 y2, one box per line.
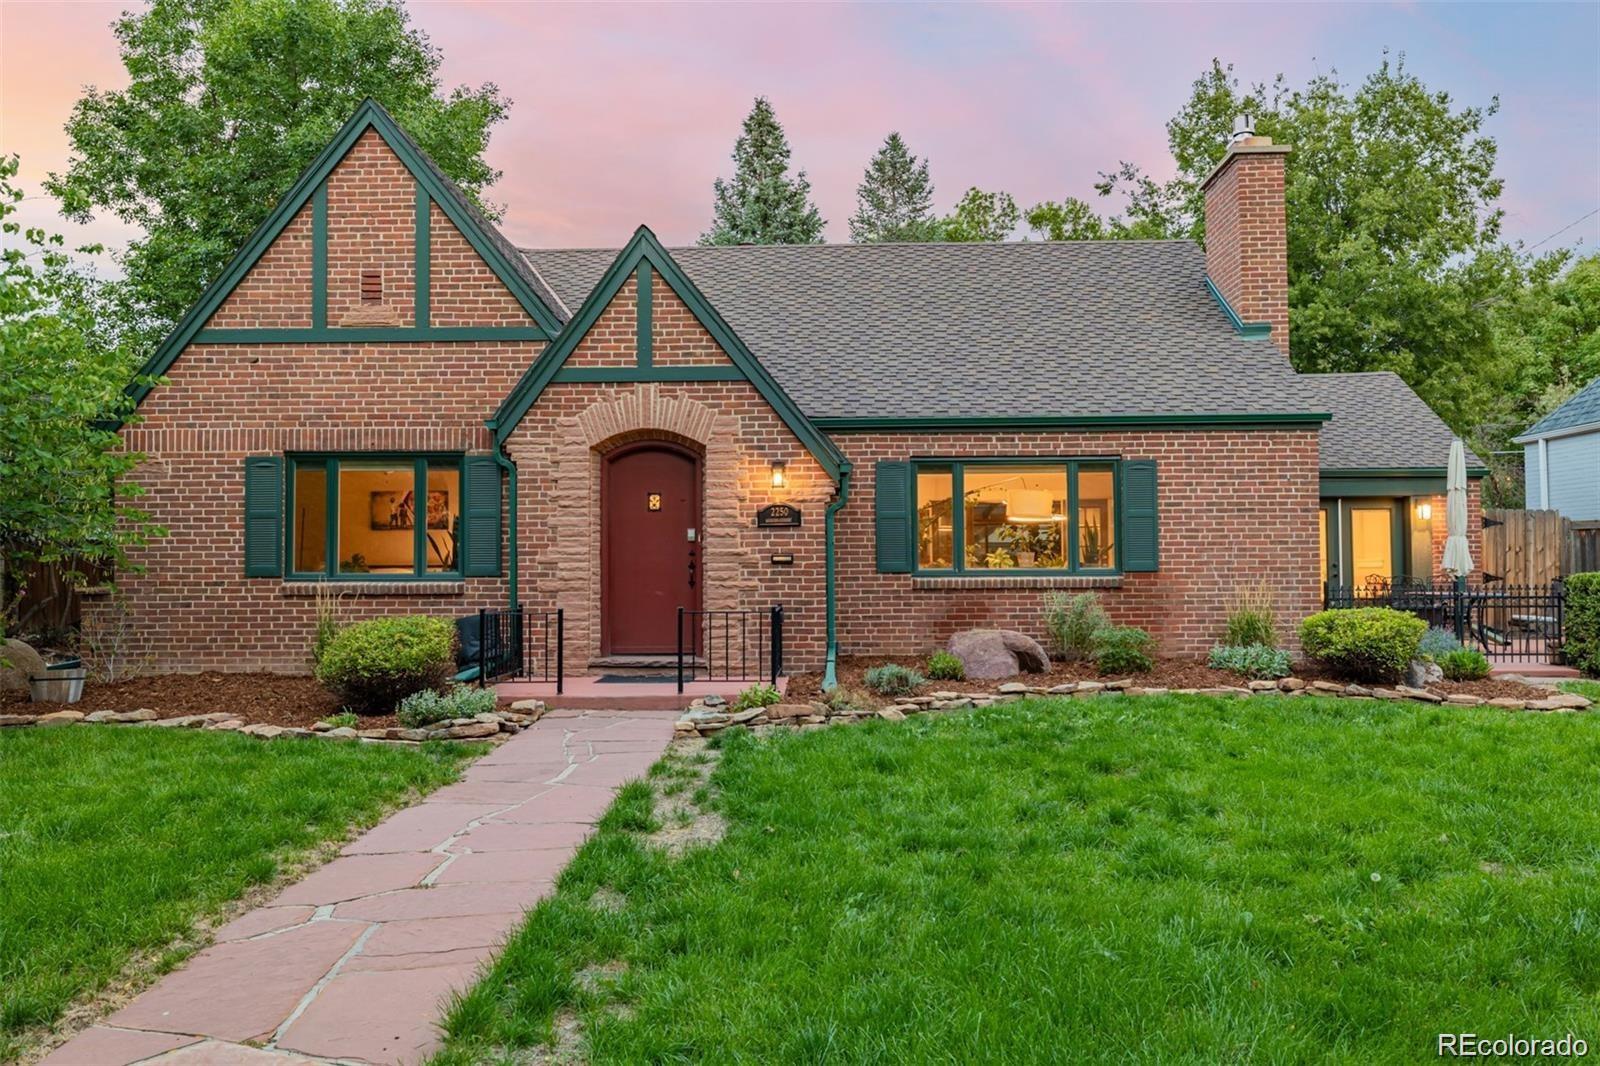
1561 678 1600 701
0 726 476 1056
437 694 1600 1064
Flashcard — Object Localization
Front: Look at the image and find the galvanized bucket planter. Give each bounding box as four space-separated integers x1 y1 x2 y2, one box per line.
30 661 87 704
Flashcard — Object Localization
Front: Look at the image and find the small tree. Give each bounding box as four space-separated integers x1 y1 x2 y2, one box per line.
850 132 938 243
702 97 825 246
940 187 1019 243
0 156 161 617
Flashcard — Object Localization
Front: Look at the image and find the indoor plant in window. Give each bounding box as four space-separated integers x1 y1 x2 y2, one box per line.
996 522 1062 568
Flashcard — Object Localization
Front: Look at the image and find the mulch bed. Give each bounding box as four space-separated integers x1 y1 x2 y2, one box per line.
0 673 403 730
787 655 1554 707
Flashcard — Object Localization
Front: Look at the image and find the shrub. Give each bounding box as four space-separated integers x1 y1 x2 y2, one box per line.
732 682 782 712
1567 572 1600 677
311 581 354 668
1208 643 1292 680
864 663 925 696
926 651 965 680
1044 591 1109 662
1298 608 1426 683
320 711 359 730
315 615 456 713
1094 626 1155 675
1223 581 1278 648
1438 647 1491 681
396 684 497 729
1417 626 1463 661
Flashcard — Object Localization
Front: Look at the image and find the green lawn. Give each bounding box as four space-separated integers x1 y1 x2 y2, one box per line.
439 695 1600 1064
0 727 475 1057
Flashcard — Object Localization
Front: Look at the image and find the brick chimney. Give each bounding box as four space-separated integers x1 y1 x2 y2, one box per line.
1201 117 1292 354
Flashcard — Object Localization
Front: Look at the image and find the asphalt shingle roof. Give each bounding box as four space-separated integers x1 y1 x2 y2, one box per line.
522 241 1316 419
1519 374 1600 440
1299 372 1477 470
519 241 1466 471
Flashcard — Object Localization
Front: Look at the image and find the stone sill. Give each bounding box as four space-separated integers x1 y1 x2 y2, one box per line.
912 575 1123 591
279 581 465 597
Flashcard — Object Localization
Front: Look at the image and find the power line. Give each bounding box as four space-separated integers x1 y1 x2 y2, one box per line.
1525 206 1599 252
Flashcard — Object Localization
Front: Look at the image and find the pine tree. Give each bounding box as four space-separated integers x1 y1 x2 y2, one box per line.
849 132 937 243
701 97 825 245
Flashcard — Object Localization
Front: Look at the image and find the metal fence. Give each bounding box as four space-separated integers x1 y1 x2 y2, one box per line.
1324 579 1565 665
676 605 784 693
477 606 564 692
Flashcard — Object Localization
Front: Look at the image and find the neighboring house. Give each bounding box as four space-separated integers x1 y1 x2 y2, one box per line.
1516 376 1600 520
94 101 1481 679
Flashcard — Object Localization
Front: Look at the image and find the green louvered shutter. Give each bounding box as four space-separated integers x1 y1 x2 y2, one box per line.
1119 460 1159 572
874 461 914 573
461 455 502 577
243 457 283 577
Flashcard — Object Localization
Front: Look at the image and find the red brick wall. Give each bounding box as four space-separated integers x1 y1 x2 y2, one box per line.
89 133 540 673
832 428 1323 658
1204 143 1291 354
1424 480 1485 582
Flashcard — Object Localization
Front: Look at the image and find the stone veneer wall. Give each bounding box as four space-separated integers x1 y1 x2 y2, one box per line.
831 428 1324 658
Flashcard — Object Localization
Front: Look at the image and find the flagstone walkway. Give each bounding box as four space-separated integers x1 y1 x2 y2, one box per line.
42 708 677 1066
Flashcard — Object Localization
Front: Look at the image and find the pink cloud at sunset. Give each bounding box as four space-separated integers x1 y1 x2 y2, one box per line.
2 1 1595 261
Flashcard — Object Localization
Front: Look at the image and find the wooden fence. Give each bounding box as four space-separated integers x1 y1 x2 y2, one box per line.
1482 510 1600 583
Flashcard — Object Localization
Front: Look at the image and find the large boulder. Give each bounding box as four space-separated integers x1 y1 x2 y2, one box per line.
0 639 48 694
948 629 1051 679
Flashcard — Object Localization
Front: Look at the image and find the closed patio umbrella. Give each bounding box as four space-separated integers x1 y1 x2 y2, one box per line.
1442 438 1474 578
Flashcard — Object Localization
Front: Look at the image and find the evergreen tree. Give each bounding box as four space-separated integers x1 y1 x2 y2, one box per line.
849 132 937 242
701 97 825 245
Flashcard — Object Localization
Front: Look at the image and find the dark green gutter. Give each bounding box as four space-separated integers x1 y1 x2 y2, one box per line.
1203 277 1274 340
823 466 852 691
484 420 518 610
813 412 1330 432
1320 465 1490 498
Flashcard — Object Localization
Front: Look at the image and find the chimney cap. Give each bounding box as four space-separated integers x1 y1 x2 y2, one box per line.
1230 114 1256 143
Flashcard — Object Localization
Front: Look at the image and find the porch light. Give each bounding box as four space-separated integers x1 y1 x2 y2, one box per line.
1415 501 1433 521
769 460 787 490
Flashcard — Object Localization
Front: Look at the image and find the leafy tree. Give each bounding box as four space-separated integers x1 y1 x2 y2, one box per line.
702 97 825 245
940 187 1020 243
46 0 509 358
0 157 161 613
1025 197 1109 241
850 132 938 243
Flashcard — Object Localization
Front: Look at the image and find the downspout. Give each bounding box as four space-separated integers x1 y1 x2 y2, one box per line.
822 465 852 690
486 420 518 610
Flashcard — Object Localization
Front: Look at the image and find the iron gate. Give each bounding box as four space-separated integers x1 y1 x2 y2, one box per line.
1324 579 1565 665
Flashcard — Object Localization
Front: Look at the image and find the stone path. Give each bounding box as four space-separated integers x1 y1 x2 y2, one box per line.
42 709 676 1066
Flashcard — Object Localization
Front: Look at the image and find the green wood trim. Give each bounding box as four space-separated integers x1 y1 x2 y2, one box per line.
120 98 561 415
243 456 285 577
550 366 746 383
193 326 549 343
1203 276 1273 339
284 453 466 581
636 263 652 368
311 183 328 329
1321 466 1489 478
414 182 431 328
822 468 851 690
490 225 847 481
1119 459 1159 572
815 413 1330 432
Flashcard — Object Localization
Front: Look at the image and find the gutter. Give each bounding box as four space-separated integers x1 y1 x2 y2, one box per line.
822 466 852 691
485 420 518 610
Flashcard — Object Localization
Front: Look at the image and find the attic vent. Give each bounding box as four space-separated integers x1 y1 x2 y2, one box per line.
360 269 383 303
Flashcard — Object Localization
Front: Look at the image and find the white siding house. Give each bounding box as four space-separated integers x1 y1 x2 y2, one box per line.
1516 375 1600 520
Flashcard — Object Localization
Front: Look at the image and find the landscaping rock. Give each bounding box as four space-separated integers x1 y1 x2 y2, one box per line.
1394 685 1444 704
1310 681 1344 694
702 694 727 708
1526 693 1592 712
0 639 47 694
1279 677 1306 691
876 708 906 722
1344 684 1376 698
1103 679 1134 691
324 727 358 738
509 698 545 715
1047 683 1078 694
430 721 499 740
947 629 1050 679
764 703 813 720
0 714 37 727
210 719 245 731
728 708 766 725
398 728 431 742
996 681 1030 694
1487 697 1526 710
1074 681 1105 696
1445 694 1485 706
1406 659 1445 687
37 710 85 726
1247 680 1278 692
86 708 159 724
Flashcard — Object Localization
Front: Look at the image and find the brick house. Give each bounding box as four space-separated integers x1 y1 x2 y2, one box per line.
97 101 1483 683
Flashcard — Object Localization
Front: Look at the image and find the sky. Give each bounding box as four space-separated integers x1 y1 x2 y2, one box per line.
1 1 1597 264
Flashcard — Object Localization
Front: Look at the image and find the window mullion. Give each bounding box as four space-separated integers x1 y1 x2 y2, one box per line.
1066 461 1079 575
413 458 427 578
325 457 339 578
952 463 965 574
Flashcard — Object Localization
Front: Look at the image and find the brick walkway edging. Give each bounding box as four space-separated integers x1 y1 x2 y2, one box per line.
41 709 676 1066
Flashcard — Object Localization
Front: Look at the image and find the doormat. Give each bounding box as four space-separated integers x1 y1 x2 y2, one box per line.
595 674 681 684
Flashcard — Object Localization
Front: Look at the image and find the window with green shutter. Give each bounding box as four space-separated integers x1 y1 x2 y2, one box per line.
280 453 486 580
243 457 283 577
874 461 915 573
1118 459 1159 572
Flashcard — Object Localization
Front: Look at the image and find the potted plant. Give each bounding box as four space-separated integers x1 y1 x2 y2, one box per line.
31 657 87 704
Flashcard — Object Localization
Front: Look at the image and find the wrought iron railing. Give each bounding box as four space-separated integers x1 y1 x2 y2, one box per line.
1324 578 1565 665
676 605 784 693
477 606 564 692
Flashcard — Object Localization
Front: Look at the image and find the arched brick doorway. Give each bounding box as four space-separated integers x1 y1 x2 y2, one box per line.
600 440 702 654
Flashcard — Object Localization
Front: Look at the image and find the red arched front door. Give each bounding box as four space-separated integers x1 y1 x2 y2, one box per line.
601 442 701 654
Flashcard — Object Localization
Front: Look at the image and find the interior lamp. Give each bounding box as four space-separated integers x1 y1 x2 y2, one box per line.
1007 489 1061 523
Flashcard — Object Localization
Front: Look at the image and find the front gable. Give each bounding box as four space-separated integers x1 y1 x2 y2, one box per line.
127 99 563 408
491 227 846 480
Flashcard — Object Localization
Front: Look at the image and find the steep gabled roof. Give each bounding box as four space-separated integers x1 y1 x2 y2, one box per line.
1515 375 1600 442
126 99 564 408
492 227 847 480
521 241 1323 422
1299 372 1484 472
